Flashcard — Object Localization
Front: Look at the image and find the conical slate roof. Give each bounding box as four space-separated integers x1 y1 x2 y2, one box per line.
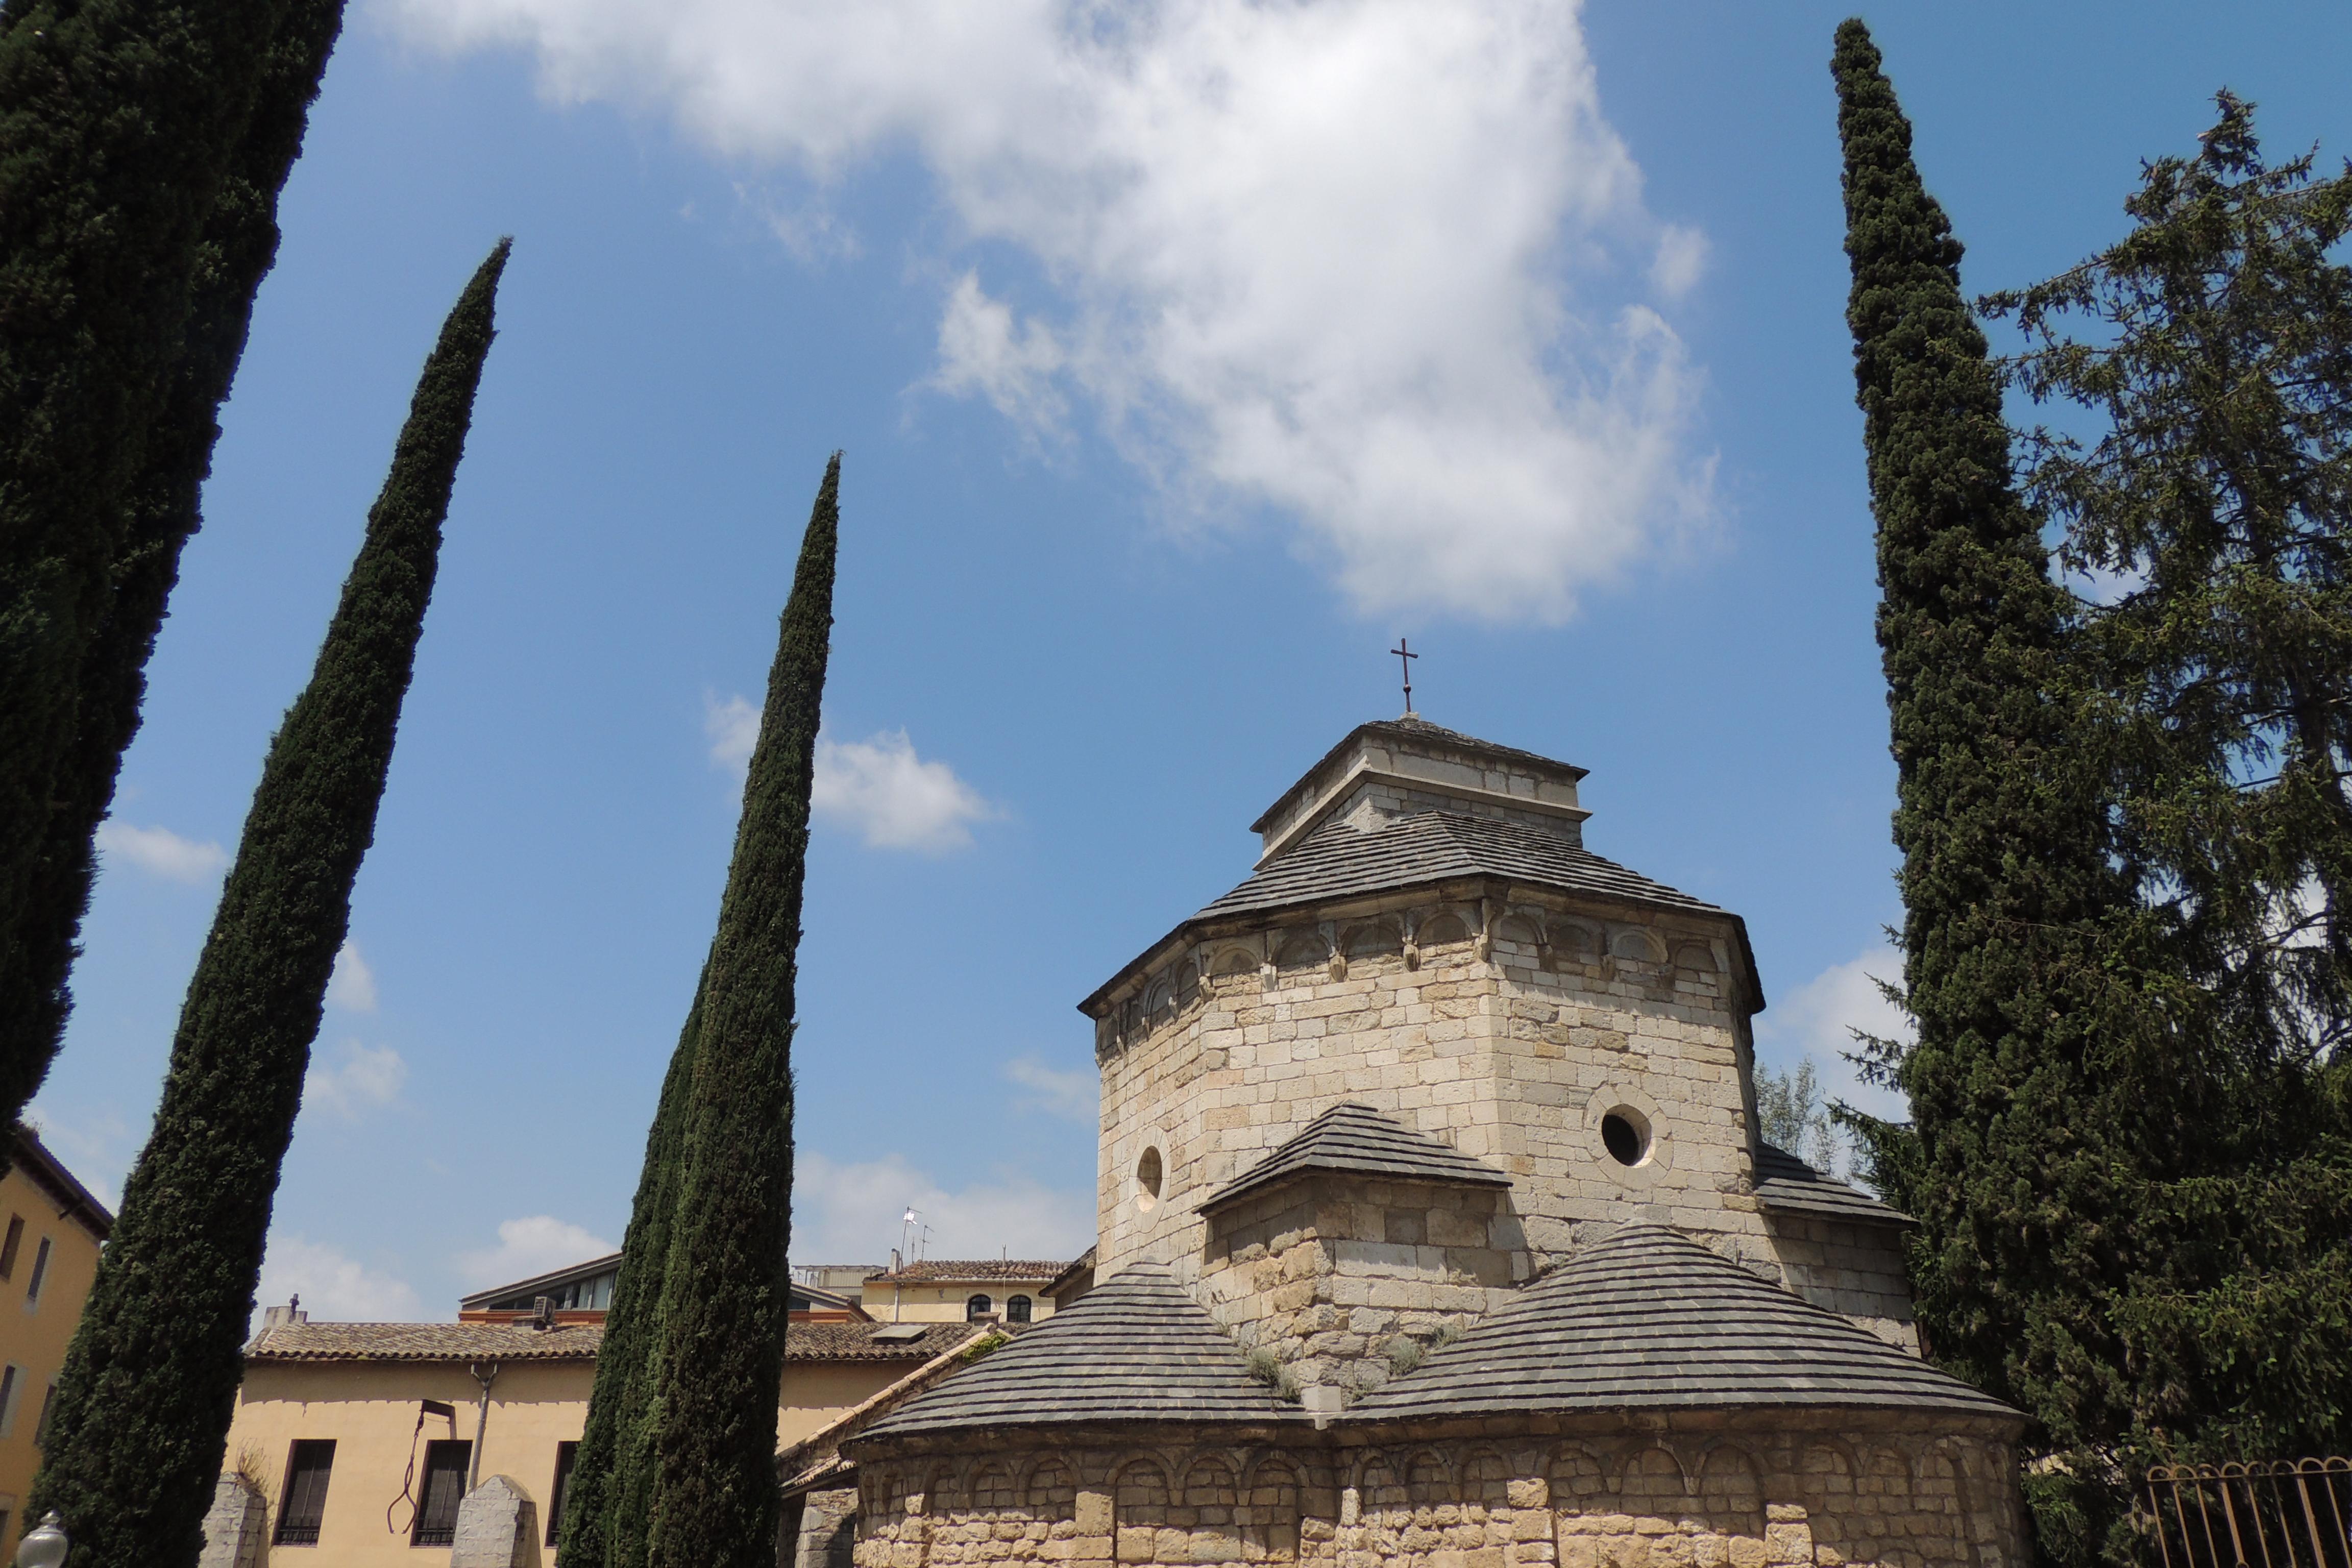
1199 1101 1511 1215
1196 811 1725 925
860 1262 1294 1436
1754 1141 1912 1225
1349 1224 2016 1422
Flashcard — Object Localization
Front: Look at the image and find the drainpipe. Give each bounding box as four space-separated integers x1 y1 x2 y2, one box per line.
467 1362 501 1491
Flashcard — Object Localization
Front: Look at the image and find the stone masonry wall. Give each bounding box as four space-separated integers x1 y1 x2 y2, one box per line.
1196 1174 1527 1395
853 1426 2026 1568
1091 893 1805 1311
1764 1214 1917 1352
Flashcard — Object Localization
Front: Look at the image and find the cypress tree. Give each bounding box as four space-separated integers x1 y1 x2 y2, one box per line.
559 976 703 1568
641 455 839 1568
1833 22 2175 1561
0 0 348 1159
0 0 314 1111
27 241 508 1568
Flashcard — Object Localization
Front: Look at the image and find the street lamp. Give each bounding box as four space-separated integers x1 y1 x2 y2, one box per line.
14 1512 66 1568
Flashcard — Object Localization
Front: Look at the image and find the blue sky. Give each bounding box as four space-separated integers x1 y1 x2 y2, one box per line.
29 0 2350 1320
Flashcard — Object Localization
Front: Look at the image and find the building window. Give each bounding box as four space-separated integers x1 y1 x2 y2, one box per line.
23 1237 51 1309
548 1442 578 1548
1006 1295 1033 1324
34 1383 55 1447
274 1439 337 1546
0 1215 21 1278
0 1364 20 1437
411 1439 472 1547
965 1294 992 1321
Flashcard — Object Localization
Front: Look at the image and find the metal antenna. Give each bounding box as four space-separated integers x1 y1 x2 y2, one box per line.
1391 638 1419 716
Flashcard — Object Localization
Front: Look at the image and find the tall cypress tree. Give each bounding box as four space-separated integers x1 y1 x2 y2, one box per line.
1832 22 2176 1561
0 0 313 1110
560 976 703 1568
639 455 839 1568
0 0 348 1159
27 241 508 1568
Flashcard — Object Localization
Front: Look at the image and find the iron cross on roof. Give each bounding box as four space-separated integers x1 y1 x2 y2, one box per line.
1391 638 1418 716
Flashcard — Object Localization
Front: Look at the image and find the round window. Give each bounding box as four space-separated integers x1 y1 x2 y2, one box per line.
1601 1109 1651 1167
1135 1146 1164 1211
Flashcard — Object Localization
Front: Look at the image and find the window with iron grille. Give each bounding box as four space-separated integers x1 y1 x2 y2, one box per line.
548 1441 579 1547
412 1439 472 1547
274 1440 337 1546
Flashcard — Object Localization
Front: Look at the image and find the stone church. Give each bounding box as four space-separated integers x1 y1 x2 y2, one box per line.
820 717 2028 1568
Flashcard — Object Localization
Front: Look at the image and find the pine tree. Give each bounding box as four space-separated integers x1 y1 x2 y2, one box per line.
640 455 839 1568
26 241 508 1568
1986 93 2352 1485
559 975 702 1568
1832 22 2182 1561
0 0 315 1117
0 0 347 1163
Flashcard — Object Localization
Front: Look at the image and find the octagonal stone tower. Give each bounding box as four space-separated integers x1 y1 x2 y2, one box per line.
1078 717 1914 1383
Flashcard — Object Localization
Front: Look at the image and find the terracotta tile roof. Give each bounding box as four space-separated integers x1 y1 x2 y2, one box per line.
860 1263 1294 1436
1349 1224 2015 1422
247 1319 970 1364
1200 1102 1510 1215
1754 1142 1912 1224
862 1259 1070 1285
249 1321 604 1362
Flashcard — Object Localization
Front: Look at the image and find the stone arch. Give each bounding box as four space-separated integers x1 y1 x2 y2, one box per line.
1794 1439 1860 1562
1144 976 1175 1020
1210 944 1260 977
1551 919 1603 962
1238 1457 1301 1563
1353 1456 1406 1514
1273 929 1326 970
1114 1459 1172 1564
1416 912 1471 948
1180 1455 1242 1562
1619 1446 1690 1517
1460 1447 1515 1510
1692 1442 1765 1537
964 1460 1017 1517
1020 1455 1072 1514
1610 926 1668 964
1547 1446 1610 1510
1342 919 1402 960
1495 913 1545 954
1675 941 1720 973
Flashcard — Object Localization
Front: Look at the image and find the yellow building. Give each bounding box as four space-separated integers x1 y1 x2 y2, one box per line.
836 1260 1070 1325
218 1302 974 1565
0 1127 113 1560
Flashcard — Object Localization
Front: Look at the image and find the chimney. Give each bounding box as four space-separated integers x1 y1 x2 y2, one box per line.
260 1297 309 1331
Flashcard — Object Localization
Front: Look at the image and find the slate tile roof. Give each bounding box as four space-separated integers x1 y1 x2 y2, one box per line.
246 1319 969 1364
863 1259 1072 1284
1754 1142 1913 1226
1349 1224 2015 1422
1195 811 1725 925
1200 1101 1511 1214
860 1262 1295 1436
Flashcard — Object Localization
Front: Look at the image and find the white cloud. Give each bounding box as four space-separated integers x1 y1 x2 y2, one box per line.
94 820 228 883
455 1215 619 1288
255 1235 423 1324
1752 943 1913 1126
1003 1055 1096 1123
302 1040 409 1120
386 0 1711 624
813 729 995 853
708 693 994 853
1651 224 1708 299
18 1106 132 1210
705 690 761 769
792 1151 1094 1265
326 941 378 1012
